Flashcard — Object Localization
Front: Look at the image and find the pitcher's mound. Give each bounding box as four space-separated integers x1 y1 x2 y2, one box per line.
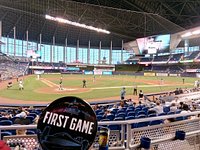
35 87 91 94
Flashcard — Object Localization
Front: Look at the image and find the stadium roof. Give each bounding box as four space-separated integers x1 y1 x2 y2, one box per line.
0 0 199 48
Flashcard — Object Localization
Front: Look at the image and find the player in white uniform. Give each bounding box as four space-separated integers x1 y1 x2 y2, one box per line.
19 79 24 90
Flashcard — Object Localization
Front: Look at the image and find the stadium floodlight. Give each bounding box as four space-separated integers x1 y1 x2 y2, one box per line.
45 15 110 34
192 30 200 35
181 32 192 38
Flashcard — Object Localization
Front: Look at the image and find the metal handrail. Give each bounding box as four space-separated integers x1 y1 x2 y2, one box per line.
130 129 200 149
98 111 200 126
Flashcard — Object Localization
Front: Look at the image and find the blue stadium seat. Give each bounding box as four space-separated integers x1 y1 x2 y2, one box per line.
175 116 184 121
0 120 13 126
134 122 149 128
95 110 101 115
158 112 166 116
127 112 135 117
149 120 163 126
127 106 134 111
111 108 119 114
96 115 103 121
117 109 125 114
0 117 9 121
135 108 142 115
98 112 104 116
1 131 12 140
28 113 37 118
142 107 148 113
148 113 157 117
108 124 121 130
114 117 124 121
125 116 135 120
167 111 175 115
163 106 170 113
126 109 134 114
101 118 110 122
136 114 146 119
26 130 35 135
176 110 181 114
115 113 126 119
106 114 115 121
137 111 146 116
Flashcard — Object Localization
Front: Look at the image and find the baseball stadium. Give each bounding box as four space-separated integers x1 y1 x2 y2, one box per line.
0 0 200 150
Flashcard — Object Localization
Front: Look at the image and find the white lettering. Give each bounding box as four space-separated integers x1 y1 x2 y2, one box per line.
47 112 53 124
81 120 90 133
69 118 77 130
63 116 69 128
56 115 64 127
88 122 94 135
43 111 50 123
75 119 82 132
50 113 58 125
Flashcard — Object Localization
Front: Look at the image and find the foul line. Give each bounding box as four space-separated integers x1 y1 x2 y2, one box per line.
40 78 59 87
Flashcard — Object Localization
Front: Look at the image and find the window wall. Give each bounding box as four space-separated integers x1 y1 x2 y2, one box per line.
0 36 136 64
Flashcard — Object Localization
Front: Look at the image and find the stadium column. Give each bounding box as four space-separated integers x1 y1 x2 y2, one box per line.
110 40 112 64
0 21 1 52
99 41 101 64
76 39 79 62
121 40 123 63
64 38 67 63
88 40 90 64
14 26 16 57
26 30 28 53
184 39 189 55
53 36 55 63
7 35 9 54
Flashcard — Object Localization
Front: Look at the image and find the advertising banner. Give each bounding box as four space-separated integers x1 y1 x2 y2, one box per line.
84 71 94 75
156 73 168 77
102 71 113 75
144 72 156 76
94 70 102 75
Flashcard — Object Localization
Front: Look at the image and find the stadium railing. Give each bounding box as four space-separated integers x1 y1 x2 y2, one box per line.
0 111 200 150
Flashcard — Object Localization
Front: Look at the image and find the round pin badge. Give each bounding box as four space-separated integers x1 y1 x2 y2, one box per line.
37 96 97 150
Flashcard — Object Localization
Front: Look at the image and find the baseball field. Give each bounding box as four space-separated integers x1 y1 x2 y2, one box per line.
0 74 196 104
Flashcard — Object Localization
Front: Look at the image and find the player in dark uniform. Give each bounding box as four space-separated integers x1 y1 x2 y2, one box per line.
83 79 86 88
59 76 63 90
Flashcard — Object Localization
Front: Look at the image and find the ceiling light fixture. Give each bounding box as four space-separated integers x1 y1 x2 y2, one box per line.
45 15 110 34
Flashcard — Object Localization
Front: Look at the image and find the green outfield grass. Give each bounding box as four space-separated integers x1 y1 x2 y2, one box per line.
0 74 197 101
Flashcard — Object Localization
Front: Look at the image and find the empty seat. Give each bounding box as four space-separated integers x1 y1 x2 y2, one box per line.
1 131 12 140
0 120 13 126
149 120 163 126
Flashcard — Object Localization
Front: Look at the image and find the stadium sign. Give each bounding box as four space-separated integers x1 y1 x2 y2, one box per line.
37 96 97 150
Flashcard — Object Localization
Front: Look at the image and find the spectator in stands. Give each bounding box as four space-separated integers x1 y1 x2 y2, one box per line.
149 102 163 114
120 87 126 100
180 104 191 114
15 107 29 118
170 103 177 112
179 102 184 110
174 88 179 95
118 101 125 109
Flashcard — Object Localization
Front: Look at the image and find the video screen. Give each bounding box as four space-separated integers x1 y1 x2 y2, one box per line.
136 34 170 54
